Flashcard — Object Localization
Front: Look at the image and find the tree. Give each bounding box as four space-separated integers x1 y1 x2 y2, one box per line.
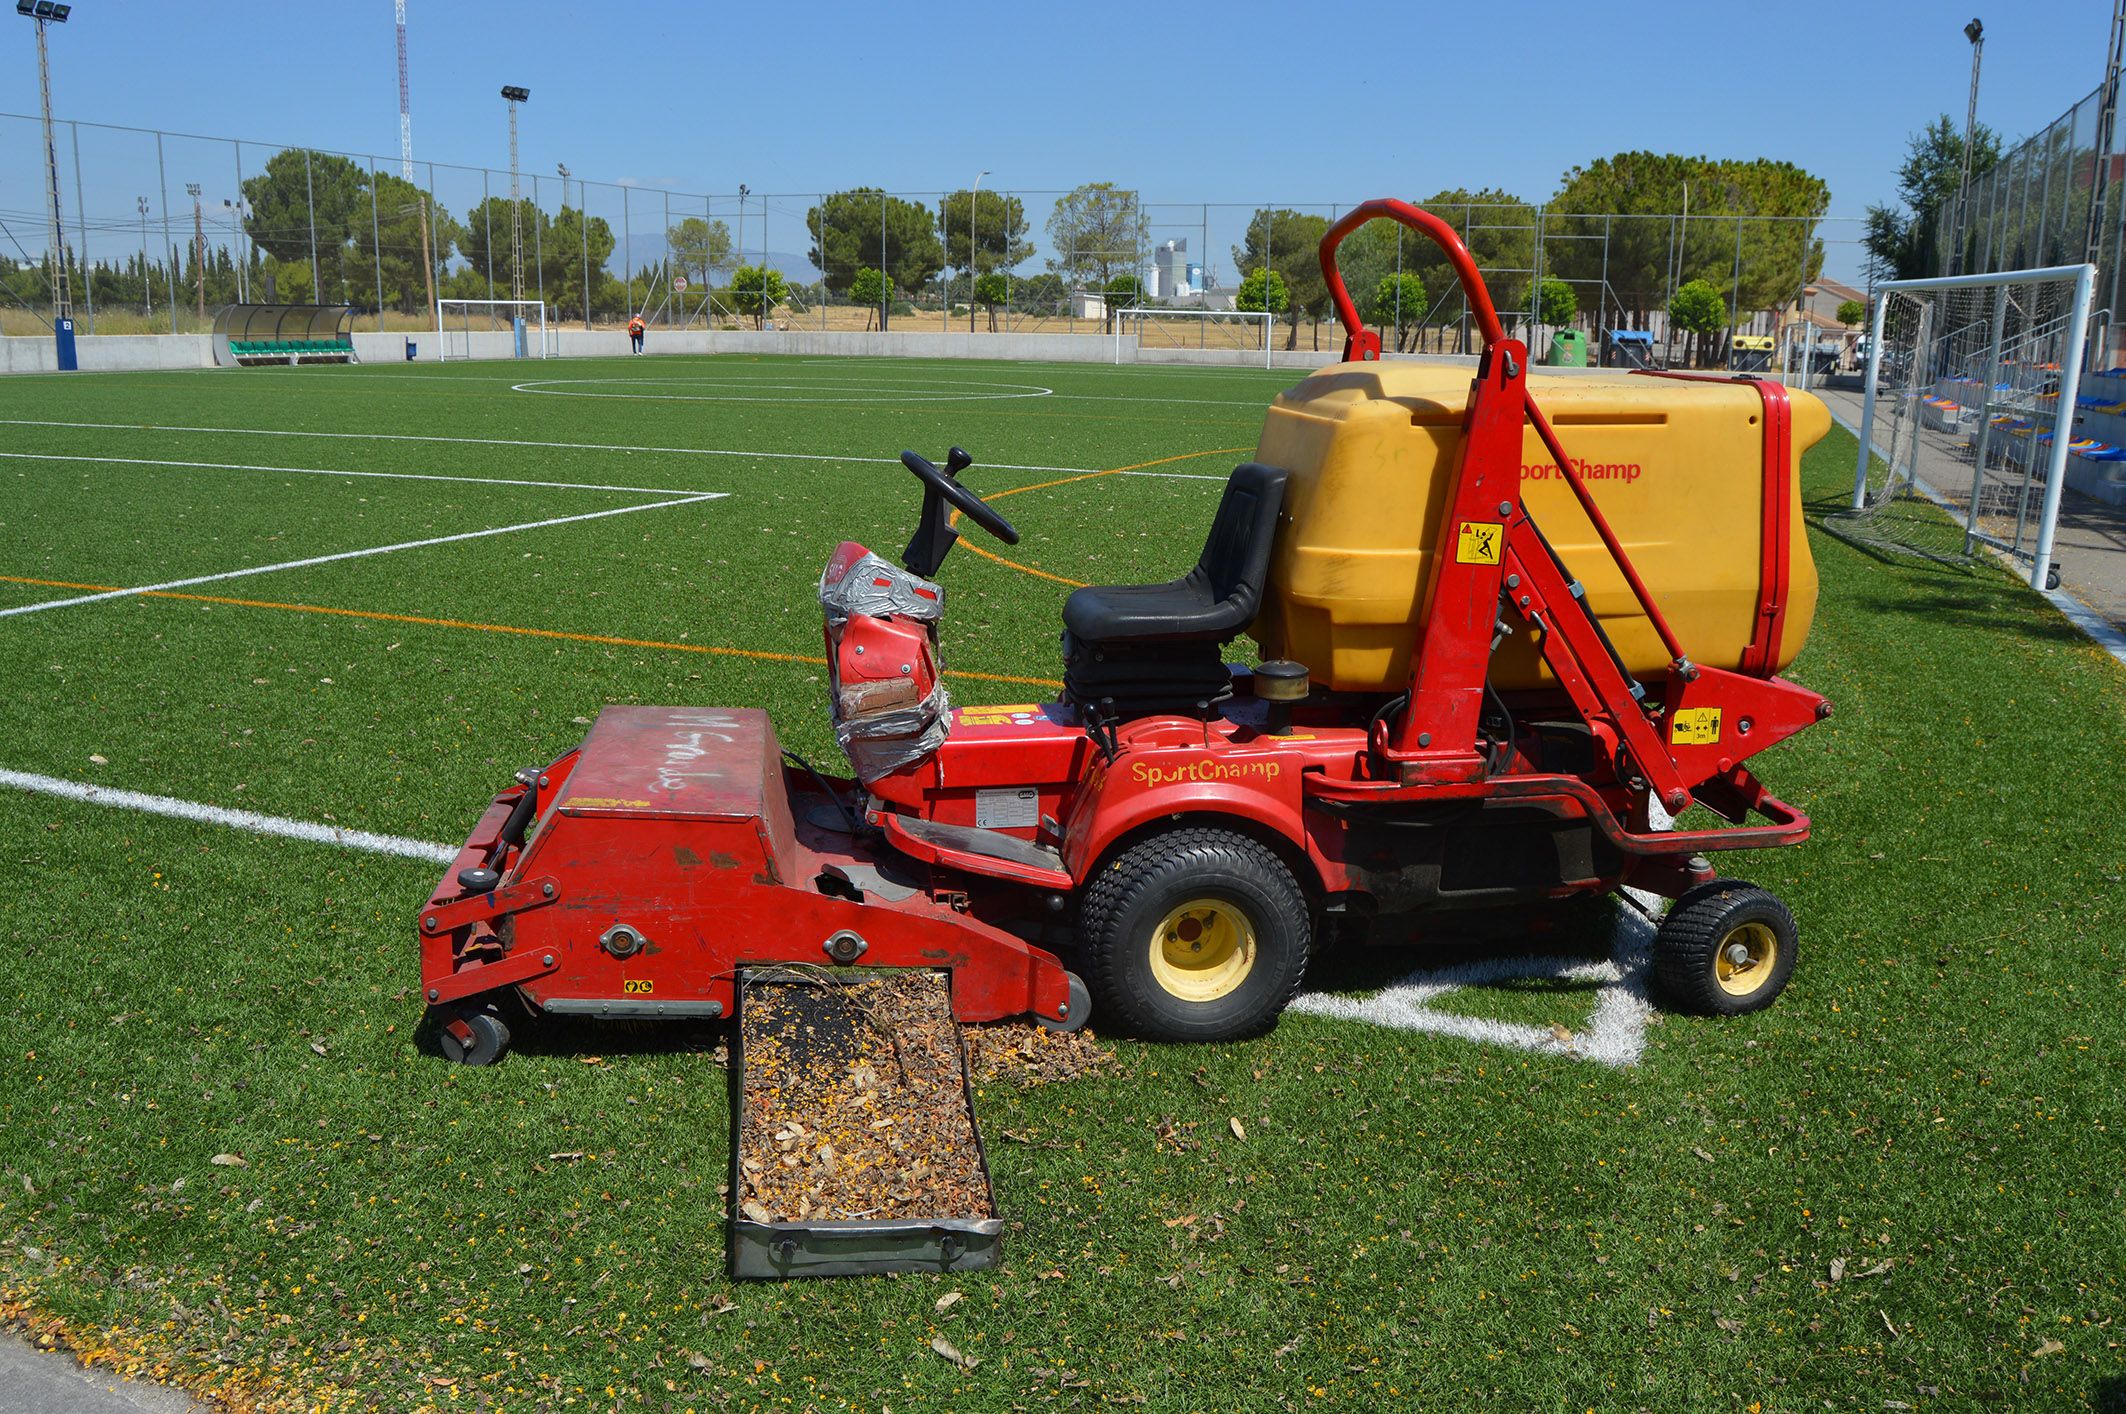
667 216 734 287
727 264 787 327
806 189 942 329
1011 271 1067 317
1233 209 1329 348
939 189 1033 277
542 204 616 325
457 196 550 295
973 271 1008 331
1235 267 1289 316
849 266 892 331
1548 154 1826 358
1863 115 2001 281
350 170 457 312
1835 298 1867 327
1369 272 1426 352
1538 276 1577 327
240 150 367 264
1045 182 1147 292
1669 278 1727 366
1105 273 1143 312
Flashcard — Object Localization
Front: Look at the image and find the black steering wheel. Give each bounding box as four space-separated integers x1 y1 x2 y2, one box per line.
900 447 1019 544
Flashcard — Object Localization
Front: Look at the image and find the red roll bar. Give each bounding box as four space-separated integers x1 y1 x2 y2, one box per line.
1319 199 1505 362
1318 199 1689 667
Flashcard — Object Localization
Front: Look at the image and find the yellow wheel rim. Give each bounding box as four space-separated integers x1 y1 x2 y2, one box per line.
1147 898 1257 1003
1713 921 1778 997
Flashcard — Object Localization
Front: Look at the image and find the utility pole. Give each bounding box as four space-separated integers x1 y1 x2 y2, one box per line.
1951 18 1985 276
187 183 204 321
136 196 152 316
501 86 529 300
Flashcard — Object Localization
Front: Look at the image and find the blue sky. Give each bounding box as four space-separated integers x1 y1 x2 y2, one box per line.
2 0 2115 286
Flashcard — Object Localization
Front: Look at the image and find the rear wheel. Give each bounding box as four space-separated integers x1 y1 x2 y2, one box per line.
1080 828 1311 1041
1653 880 1797 1016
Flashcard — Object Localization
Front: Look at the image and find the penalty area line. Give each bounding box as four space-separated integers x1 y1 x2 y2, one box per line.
0 492 726 619
0 766 456 865
0 419 1225 481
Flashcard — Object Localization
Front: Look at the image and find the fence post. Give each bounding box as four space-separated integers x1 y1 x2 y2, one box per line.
484 168 495 300
533 174 545 323
303 149 319 308
157 131 176 334
68 121 93 334
1850 294 1890 508
370 156 384 328
233 140 248 304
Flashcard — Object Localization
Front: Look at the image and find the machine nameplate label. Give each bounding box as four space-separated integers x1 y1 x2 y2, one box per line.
974 787 1040 830
1670 708 1722 745
1455 521 1503 565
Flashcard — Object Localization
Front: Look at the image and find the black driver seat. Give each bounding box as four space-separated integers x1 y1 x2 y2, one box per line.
1061 462 1289 718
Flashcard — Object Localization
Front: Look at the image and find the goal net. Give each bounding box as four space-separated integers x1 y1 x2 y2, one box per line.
1827 264 2094 590
435 300 553 361
1114 307 1275 367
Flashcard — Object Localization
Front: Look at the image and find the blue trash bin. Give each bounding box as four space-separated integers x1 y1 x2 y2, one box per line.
405 339 418 361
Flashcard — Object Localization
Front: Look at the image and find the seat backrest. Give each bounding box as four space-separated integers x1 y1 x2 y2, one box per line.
1195 462 1289 612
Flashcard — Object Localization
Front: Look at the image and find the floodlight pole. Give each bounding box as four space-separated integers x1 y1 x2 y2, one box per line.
969 169 987 333
502 86 528 301
1950 18 1984 276
19 1 74 368
27 7 67 320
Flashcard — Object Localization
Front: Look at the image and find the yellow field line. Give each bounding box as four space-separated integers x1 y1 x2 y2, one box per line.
0 574 1063 689
950 446 1248 588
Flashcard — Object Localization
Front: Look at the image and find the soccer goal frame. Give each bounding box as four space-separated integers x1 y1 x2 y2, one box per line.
1113 306 1276 368
1839 263 2095 592
434 299 554 361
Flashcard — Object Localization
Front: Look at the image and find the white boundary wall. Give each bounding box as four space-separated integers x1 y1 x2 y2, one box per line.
2 328 1367 375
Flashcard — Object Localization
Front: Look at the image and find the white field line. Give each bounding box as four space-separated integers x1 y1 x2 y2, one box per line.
508 378 1267 410
0 449 703 497
0 766 455 864
0 756 1660 1064
0 419 1227 482
1290 917 1658 1068
0 492 724 619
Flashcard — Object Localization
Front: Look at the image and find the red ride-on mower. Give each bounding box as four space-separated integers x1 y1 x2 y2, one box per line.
420 199 1832 1063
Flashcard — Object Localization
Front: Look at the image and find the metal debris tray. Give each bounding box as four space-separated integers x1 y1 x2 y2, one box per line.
729 967 1002 1279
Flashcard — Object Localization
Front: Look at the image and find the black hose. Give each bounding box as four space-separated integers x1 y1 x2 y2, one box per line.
782 749 864 835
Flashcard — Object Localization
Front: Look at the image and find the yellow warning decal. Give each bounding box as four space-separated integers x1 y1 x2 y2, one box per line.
623 979 655 995
1670 707 1722 745
1455 521 1503 565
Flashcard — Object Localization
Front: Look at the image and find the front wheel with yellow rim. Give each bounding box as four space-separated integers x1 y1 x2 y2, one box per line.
1079 827 1311 1042
1652 880 1798 1016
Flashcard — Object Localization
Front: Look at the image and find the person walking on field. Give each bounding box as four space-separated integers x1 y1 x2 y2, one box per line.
628 313 646 355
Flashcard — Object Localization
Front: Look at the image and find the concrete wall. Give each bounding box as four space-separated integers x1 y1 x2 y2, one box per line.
0 332 217 375
4 325 1435 376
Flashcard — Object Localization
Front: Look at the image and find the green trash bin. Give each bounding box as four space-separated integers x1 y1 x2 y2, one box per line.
1544 329 1588 367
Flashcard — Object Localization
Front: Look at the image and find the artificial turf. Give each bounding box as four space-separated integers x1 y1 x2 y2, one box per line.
0 354 2121 1411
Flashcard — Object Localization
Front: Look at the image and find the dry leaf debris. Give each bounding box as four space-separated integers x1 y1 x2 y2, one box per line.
738 971 995 1224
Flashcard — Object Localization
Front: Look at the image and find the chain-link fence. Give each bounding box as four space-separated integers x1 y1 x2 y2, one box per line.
1937 78 2124 366
3 109 1868 357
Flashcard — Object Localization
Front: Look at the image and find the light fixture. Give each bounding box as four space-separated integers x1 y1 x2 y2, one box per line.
500 84 528 102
